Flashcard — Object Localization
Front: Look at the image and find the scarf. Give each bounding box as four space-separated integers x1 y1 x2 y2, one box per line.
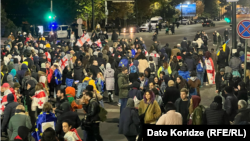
14 135 22 140
190 77 197 81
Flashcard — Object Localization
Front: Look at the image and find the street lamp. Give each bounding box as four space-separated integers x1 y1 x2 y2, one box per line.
180 3 183 24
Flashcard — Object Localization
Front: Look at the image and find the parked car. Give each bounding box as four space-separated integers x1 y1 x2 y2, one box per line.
140 23 149 32
178 19 191 25
122 24 140 33
202 20 215 27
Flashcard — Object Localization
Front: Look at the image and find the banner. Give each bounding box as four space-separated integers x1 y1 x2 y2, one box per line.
205 57 215 84
143 125 248 139
217 39 230 56
76 33 92 47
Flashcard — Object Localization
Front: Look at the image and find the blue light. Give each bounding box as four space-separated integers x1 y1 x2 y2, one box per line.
52 24 54 27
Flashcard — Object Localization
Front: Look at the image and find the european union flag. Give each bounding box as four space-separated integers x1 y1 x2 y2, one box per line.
32 112 57 141
54 69 62 85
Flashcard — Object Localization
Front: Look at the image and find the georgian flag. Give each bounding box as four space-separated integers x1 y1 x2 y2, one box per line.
31 90 48 111
45 52 51 65
95 39 102 48
1 89 17 114
39 76 47 88
76 33 92 47
0 105 5 115
145 50 148 56
149 53 160 58
59 55 68 71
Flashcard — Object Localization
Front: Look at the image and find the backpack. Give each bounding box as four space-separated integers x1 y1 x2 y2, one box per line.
100 34 106 41
118 58 129 68
130 65 137 73
196 63 203 73
98 105 108 122
189 87 197 98
150 63 155 72
188 105 205 125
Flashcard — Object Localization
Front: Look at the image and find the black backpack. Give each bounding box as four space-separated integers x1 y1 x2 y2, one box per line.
150 63 155 72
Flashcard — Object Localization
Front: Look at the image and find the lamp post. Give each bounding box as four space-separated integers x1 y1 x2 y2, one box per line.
92 0 95 31
181 3 183 24
51 0 53 31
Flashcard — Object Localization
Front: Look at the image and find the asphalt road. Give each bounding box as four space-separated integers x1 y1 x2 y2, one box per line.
1 21 234 141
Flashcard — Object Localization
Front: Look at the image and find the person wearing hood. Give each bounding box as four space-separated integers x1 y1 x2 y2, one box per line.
8 105 32 141
8 61 14 73
1 94 19 132
128 81 143 108
181 37 188 49
203 96 230 125
187 95 204 125
21 70 38 91
16 64 28 83
138 90 161 141
7 74 15 88
65 86 83 112
111 30 118 43
104 63 115 102
163 80 180 106
13 58 20 72
188 71 201 97
89 60 100 80
119 98 140 141
237 82 248 104
156 102 182 125
217 46 227 70
96 52 106 67
231 100 250 125
56 102 81 141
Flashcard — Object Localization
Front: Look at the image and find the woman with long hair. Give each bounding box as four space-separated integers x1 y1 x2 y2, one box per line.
175 75 187 90
157 61 172 78
138 90 161 141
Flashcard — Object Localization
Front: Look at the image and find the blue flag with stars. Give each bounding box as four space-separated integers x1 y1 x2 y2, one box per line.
54 69 62 85
32 112 57 141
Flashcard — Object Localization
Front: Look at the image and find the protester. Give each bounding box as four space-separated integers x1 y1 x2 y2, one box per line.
231 100 250 125
224 86 238 121
163 80 180 105
175 88 190 125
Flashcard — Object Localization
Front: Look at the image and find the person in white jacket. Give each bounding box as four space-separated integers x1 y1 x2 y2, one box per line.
196 37 204 49
70 31 75 47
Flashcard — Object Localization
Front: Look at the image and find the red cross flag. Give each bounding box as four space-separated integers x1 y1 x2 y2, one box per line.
39 76 47 88
45 52 51 65
145 50 148 56
150 53 160 58
0 105 5 115
76 36 85 47
76 33 92 46
59 55 68 71
31 90 48 111
95 39 102 48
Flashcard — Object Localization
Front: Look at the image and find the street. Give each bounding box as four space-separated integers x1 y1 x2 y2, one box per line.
0 21 236 141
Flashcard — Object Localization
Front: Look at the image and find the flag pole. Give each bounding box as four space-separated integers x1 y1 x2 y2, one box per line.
244 40 248 83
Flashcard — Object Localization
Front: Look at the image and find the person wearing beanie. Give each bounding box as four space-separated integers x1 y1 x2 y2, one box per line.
188 71 201 97
1 94 19 132
224 86 238 121
65 86 82 112
119 98 140 141
163 80 180 106
229 52 242 71
203 95 230 125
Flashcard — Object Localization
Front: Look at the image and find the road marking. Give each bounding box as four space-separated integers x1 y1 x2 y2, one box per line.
106 109 120 112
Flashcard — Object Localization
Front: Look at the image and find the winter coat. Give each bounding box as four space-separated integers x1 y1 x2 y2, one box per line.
89 65 100 80
7 74 14 88
54 96 69 116
16 64 28 82
138 59 149 73
70 34 75 43
181 40 188 49
31 70 39 82
224 93 238 121
104 63 115 90
21 75 38 90
188 78 201 96
232 108 250 125
148 51 160 66
229 57 242 71
138 100 161 124
118 73 130 98
163 87 180 105
111 32 118 42
148 61 156 74
86 98 100 122
119 107 140 136
24 58 34 69
171 48 181 57
185 57 196 71
96 53 106 67
210 52 218 72
203 102 230 125
73 64 85 82
13 64 20 72
157 66 172 77
156 110 182 125
102 50 109 63
196 38 204 48
82 77 99 94
237 89 248 104
8 113 32 140
217 51 227 69
1 101 19 130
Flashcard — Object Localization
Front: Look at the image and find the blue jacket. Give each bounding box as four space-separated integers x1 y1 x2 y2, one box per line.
178 70 190 81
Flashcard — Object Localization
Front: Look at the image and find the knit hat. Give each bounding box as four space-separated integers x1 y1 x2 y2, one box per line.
14 82 21 88
224 86 233 93
14 126 30 141
126 98 134 108
220 68 225 72
86 85 93 92
184 37 187 40
213 96 222 104
168 80 174 87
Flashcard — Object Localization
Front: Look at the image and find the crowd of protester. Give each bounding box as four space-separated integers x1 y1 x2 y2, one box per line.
1 28 250 141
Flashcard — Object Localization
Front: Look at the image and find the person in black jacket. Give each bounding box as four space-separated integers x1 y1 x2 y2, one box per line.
231 100 250 125
215 68 225 94
96 53 106 67
1 94 19 132
55 102 81 141
119 98 140 141
224 86 238 121
111 30 118 43
152 32 157 42
181 37 188 49
237 82 248 104
54 88 68 117
83 91 103 141
89 60 100 80
224 28 229 42
24 52 34 69
163 80 180 105
203 96 230 125
217 47 227 70
73 59 85 82
31 65 39 82
128 81 143 100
